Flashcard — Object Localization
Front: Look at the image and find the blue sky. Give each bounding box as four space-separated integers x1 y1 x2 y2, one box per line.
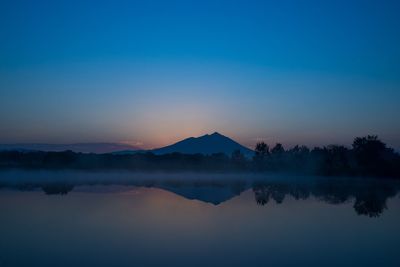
0 0 399 149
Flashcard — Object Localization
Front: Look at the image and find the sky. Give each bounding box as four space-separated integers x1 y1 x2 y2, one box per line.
0 0 399 150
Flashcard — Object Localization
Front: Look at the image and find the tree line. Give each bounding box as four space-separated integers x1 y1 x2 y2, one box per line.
252 135 399 177
0 135 399 178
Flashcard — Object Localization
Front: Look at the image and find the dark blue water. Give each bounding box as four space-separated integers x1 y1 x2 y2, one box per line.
0 171 399 267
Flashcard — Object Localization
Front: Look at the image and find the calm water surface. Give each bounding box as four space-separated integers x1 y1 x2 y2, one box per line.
0 171 399 267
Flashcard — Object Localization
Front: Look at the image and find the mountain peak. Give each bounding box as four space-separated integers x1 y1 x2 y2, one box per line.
202 132 223 138
151 132 254 157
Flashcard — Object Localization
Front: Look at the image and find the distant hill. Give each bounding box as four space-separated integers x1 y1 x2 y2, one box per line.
0 143 140 154
151 132 254 157
1 133 254 157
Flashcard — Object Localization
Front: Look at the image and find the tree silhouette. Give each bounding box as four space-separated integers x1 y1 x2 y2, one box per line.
271 143 285 154
352 135 397 176
253 142 269 170
255 142 269 158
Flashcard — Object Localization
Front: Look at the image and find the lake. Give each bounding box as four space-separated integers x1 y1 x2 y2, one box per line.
0 171 399 267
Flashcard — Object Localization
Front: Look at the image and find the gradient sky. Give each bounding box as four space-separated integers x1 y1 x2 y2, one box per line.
1 0 399 150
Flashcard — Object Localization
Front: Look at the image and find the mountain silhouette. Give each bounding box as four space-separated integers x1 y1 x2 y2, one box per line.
151 132 254 157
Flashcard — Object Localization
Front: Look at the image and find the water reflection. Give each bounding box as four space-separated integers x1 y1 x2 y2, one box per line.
253 181 398 217
41 184 74 195
1 172 400 267
0 171 399 217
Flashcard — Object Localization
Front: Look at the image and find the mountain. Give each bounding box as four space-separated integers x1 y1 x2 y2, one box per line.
151 132 254 157
0 143 140 154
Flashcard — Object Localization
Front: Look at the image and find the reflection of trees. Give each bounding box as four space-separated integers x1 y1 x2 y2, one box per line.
252 180 399 217
41 184 74 195
253 184 289 205
313 182 351 204
353 197 387 218
254 183 313 205
353 184 397 217
289 185 310 200
1 175 399 217
254 185 271 205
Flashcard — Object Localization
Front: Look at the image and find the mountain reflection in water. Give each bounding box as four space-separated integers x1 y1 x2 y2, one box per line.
0 171 398 217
